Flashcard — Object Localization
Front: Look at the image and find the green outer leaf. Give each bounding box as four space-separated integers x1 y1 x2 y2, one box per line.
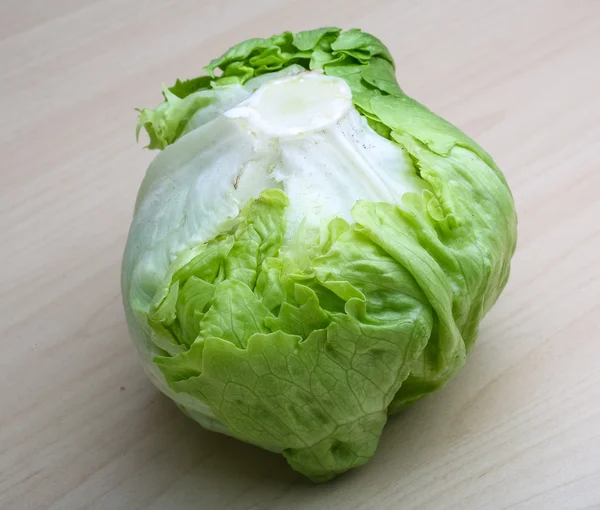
205 37 282 77
265 283 331 337
135 85 248 150
168 76 213 99
362 58 403 96
176 276 215 346
198 280 273 349
292 27 341 51
371 95 504 179
330 28 394 64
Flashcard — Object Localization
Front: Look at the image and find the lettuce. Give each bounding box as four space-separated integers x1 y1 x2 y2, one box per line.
123 27 517 482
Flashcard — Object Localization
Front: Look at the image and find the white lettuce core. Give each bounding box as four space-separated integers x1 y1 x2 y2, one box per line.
225 71 352 137
124 70 425 313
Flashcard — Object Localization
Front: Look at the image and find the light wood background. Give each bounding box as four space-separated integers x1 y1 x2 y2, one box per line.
2 1 600 509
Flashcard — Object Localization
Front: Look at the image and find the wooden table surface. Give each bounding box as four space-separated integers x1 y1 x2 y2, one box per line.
2 1 600 509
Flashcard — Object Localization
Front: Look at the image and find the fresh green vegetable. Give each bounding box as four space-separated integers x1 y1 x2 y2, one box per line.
123 27 517 482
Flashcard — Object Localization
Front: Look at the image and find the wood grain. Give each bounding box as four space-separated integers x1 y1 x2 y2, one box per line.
1 1 599 508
